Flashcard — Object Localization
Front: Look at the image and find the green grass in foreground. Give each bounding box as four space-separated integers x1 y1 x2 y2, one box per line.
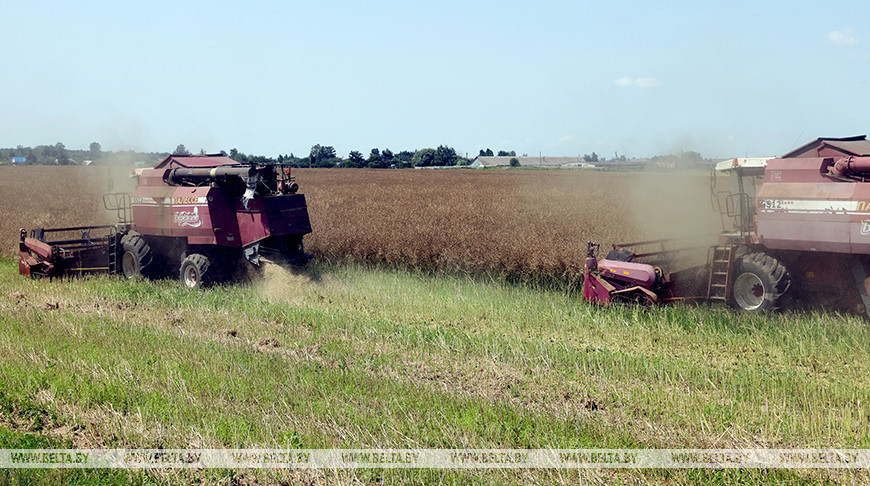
0 259 867 484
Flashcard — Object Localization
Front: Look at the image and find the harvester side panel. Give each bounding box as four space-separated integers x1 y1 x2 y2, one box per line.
755 159 870 254
131 185 175 237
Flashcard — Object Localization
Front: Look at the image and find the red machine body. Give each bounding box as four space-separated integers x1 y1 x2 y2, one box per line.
131 156 311 250
19 154 312 287
582 135 870 316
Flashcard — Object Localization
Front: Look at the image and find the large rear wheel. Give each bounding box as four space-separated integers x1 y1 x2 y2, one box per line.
731 253 791 312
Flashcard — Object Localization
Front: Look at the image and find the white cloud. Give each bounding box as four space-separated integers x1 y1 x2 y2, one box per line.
634 77 662 88
614 76 662 88
558 134 575 145
828 29 859 46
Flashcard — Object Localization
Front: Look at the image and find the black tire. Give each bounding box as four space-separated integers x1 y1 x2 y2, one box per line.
121 234 152 279
730 253 791 312
179 254 210 289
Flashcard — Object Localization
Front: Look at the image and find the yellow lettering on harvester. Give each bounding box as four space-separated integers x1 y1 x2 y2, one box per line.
858 201 870 212
173 196 200 204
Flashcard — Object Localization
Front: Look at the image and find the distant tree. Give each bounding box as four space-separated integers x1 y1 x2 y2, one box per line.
583 152 599 162
485 148 494 157
55 142 70 165
309 144 336 166
509 157 520 167
394 150 415 168
89 142 102 160
497 150 511 157
479 149 486 156
229 148 239 160
679 150 703 166
219 150 228 156
173 144 190 156
382 148 394 162
346 150 365 168
412 148 436 167
434 145 459 166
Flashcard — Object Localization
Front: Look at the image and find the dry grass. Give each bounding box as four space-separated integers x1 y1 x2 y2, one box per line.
1 166 720 282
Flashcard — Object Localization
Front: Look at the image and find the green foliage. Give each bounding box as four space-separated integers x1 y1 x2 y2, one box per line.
412 147 436 167
346 150 366 168
509 157 520 167
434 145 459 166
88 142 101 161
309 144 337 166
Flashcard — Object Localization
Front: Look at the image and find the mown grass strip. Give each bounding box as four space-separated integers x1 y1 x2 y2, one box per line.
1 260 867 484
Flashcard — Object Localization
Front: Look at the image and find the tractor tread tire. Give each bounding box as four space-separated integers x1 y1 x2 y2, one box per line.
180 254 210 289
731 252 791 312
121 234 152 279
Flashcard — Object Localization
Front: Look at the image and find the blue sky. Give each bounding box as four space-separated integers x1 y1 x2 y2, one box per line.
3 1 868 159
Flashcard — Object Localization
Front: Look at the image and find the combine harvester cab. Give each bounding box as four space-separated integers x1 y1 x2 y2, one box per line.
19 154 313 288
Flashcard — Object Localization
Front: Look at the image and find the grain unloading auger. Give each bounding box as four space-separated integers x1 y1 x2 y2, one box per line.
583 135 870 317
19 154 312 288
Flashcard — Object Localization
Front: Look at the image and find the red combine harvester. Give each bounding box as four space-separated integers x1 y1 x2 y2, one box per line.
19 154 311 288
584 135 870 316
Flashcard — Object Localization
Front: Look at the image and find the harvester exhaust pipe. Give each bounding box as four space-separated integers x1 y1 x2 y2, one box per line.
165 166 259 185
165 166 265 208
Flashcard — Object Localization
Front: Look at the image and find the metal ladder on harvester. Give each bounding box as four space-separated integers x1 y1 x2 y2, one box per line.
107 232 118 275
707 246 735 302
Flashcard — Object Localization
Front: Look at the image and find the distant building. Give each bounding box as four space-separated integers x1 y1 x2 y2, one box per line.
469 156 588 168
11 156 26 164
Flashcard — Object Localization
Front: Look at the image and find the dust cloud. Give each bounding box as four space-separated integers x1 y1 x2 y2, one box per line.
251 260 320 304
624 169 723 268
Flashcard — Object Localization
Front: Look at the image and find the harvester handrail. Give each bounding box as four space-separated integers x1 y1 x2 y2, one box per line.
631 246 709 259
36 225 118 234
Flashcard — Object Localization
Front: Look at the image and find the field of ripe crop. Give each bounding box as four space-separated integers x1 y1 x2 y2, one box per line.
297 168 721 283
1 166 722 282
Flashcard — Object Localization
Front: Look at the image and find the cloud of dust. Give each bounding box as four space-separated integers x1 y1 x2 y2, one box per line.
625 168 722 267
252 262 319 304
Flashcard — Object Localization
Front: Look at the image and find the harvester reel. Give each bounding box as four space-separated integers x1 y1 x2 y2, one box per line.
180 254 211 289
731 253 791 312
121 234 152 279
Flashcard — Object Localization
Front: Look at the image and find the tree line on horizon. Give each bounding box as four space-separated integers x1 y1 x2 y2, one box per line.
1 142 711 169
